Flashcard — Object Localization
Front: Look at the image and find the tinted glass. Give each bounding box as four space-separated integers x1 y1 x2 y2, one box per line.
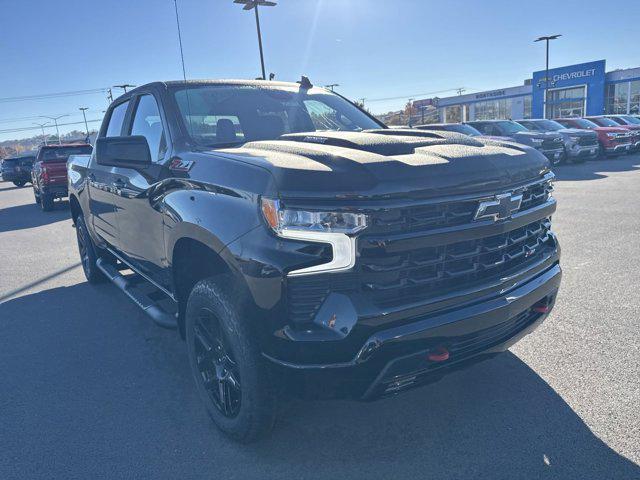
620 115 640 125
443 124 481 136
39 145 93 162
590 117 621 127
106 100 130 137
570 119 599 129
172 85 381 147
495 121 527 134
131 95 166 162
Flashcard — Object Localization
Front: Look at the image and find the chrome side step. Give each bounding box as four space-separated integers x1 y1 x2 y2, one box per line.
96 257 178 330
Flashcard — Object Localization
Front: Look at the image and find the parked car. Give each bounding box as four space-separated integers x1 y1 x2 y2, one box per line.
515 119 599 163
466 120 566 165
603 114 640 127
414 123 515 142
555 118 633 156
68 79 561 442
1 154 35 187
586 116 640 150
32 143 93 210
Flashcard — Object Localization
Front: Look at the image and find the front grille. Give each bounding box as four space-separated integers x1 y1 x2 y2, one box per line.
287 177 555 324
359 218 553 308
577 136 598 147
541 138 563 150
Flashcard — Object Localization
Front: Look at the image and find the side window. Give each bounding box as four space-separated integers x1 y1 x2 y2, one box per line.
131 95 166 162
106 101 130 137
475 123 490 135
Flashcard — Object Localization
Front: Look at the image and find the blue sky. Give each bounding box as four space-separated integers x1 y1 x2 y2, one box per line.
1 0 639 141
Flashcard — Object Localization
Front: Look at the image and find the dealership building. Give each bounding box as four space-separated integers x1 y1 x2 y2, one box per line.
431 60 640 123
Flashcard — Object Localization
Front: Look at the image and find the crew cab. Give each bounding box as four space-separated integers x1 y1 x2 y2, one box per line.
585 116 640 151
516 119 599 163
68 79 561 442
466 120 566 165
32 143 92 210
1 154 35 187
555 118 633 156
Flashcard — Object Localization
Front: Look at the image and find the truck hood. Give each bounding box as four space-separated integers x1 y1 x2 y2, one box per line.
512 131 562 141
210 129 550 200
556 128 596 136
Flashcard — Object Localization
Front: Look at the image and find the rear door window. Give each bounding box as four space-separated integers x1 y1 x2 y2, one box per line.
106 100 130 137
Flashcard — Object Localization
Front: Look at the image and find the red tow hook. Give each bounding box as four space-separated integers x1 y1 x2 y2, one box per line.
533 300 551 314
427 346 450 362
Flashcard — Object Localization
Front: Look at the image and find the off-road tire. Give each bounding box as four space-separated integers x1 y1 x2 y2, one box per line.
185 276 277 443
75 214 107 284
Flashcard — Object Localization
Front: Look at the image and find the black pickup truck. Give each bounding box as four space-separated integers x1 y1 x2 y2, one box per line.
68 79 561 442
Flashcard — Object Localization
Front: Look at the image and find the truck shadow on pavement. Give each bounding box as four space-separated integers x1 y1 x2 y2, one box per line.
553 153 640 182
1 283 638 479
0 201 69 233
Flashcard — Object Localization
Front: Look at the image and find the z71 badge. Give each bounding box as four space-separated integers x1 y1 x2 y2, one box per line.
169 158 195 172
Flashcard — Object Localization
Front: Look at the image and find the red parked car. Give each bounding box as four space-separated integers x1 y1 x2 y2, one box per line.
555 118 633 156
31 143 93 211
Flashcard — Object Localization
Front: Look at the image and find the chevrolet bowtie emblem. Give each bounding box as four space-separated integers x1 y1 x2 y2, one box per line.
474 193 523 222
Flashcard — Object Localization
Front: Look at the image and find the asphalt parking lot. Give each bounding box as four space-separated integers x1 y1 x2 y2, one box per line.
1 156 639 480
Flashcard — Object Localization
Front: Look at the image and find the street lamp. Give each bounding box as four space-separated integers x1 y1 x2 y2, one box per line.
534 34 562 119
33 122 49 145
233 0 277 80
79 107 90 136
41 115 69 145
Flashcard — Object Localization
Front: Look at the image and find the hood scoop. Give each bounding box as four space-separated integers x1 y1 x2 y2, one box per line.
276 130 484 156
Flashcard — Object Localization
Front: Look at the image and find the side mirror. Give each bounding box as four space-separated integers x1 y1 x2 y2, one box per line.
96 135 151 168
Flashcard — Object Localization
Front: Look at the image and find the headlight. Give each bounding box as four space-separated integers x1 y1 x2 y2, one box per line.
261 198 367 276
569 136 581 143
606 132 617 138
529 138 544 145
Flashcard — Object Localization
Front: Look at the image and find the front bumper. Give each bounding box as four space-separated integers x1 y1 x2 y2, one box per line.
539 148 565 163
604 143 632 154
567 144 599 159
266 262 561 400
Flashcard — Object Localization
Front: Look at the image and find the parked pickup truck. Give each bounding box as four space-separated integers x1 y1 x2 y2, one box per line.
32 143 93 210
516 119 599 163
1 154 35 187
585 116 640 151
68 79 561 442
555 118 633 156
466 120 566 165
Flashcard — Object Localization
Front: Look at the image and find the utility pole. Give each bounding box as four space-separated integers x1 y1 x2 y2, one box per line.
456 88 466 96
33 122 49 145
325 83 339 92
107 88 113 103
113 84 136 94
41 115 69 145
79 107 89 136
233 0 277 80
407 98 414 127
534 34 561 119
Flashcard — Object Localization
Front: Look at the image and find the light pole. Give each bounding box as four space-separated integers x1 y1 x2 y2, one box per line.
79 107 90 136
41 115 69 145
407 98 414 127
233 0 276 80
534 34 561 119
33 122 49 145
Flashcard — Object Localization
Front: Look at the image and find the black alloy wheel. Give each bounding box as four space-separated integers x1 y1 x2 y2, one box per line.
192 307 242 418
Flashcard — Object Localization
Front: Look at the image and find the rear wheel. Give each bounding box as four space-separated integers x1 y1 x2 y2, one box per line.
41 193 54 211
13 180 25 188
185 277 277 443
75 214 107 284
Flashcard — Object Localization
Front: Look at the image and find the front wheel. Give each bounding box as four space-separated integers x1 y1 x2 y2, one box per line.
41 193 54 211
13 180 25 188
185 277 277 443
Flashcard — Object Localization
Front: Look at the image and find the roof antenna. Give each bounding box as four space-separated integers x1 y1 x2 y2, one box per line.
298 75 313 89
173 0 193 137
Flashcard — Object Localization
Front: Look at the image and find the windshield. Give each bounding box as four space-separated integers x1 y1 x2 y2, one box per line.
496 121 527 134
590 117 621 127
39 145 92 162
618 115 640 125
446 124 481 136
529 119 565 131
567 118 599 129
172 84 382 147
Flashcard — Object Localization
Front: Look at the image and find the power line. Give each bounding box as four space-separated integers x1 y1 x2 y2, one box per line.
365 87 476 103
0 88 108 104
0 119 102 135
